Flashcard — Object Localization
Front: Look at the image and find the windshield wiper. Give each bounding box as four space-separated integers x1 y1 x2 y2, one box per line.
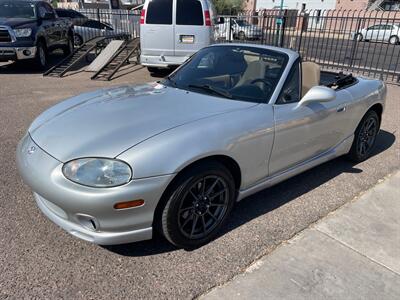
166 75 177 87
188 84 233 99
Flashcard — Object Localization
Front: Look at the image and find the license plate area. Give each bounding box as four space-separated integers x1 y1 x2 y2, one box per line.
179 35 195 44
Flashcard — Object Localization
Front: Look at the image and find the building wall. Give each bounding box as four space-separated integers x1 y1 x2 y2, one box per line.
335 0 369 10
244 0 257 11
256 0 337 10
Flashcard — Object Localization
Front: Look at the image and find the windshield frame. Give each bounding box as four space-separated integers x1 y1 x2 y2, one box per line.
163 45 289 104
0 1 37 19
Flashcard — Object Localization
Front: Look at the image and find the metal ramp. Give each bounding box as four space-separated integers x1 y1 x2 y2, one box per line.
86 40 125 72
43 37 103 78
43 34 130 78
91 38 140 81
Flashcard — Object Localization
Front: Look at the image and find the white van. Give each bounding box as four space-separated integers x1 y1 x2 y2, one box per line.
140 0 219 72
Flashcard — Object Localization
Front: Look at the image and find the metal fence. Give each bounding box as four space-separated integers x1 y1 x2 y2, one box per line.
217 9 400 84
71 9 140 46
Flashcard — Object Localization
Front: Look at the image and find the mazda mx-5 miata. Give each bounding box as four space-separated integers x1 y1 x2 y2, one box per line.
17 44 386 248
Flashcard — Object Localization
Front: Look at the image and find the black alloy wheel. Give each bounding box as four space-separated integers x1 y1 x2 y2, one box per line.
160 162 236 248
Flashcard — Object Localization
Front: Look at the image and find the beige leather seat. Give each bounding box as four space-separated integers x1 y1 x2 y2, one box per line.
236 60 267 87
301 62 320 97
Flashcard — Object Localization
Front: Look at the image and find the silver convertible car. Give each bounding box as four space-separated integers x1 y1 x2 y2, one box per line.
17 44 386 248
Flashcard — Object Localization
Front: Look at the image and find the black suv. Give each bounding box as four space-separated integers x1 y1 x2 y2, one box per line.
0 0 74 69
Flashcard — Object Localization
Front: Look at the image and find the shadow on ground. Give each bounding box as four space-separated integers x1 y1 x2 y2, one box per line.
104 130 395 257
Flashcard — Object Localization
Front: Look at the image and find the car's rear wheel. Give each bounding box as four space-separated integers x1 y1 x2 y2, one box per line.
160 162 236 248
347 110 380 162
389 35 399 45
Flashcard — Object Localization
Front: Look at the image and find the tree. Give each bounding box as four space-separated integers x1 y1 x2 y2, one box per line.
213 0 243 15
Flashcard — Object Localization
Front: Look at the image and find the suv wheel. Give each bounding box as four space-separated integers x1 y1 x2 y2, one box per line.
63 36 74 56
34 41 48 70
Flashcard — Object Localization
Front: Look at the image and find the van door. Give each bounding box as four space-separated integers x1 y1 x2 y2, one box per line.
141 0 174 57
174 0 210 58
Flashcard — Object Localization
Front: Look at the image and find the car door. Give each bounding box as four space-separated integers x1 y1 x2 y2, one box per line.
380 25 394 42
43 2 65 44
268 60 348 176
365 25 380 41
175 0 209 58
37 3 56 47
141 0 174 57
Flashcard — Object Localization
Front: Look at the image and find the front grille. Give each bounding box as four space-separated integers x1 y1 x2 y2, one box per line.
0 29 12 43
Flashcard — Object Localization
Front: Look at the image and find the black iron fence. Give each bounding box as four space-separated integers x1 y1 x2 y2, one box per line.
70 9 140 46
69 8 400 84
217 9 400 84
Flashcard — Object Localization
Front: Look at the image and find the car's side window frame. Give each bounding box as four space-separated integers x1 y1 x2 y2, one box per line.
275 58 302 105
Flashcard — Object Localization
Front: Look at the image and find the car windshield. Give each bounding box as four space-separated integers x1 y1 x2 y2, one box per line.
164 46 288 103
236 20 251 26
0 2 36 19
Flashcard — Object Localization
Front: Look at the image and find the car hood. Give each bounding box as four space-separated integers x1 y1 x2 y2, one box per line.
0 18 37 28
29 83 255 162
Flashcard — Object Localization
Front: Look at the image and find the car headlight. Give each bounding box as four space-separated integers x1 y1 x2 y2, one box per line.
62 158 132 188
14 28 32 38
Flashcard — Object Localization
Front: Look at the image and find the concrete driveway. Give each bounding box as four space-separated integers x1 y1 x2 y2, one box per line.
0 61 399 299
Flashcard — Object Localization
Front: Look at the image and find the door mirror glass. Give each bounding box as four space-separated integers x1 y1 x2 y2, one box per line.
298 86 336 107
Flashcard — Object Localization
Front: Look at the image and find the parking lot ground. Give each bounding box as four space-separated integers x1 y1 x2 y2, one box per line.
202 172 400 300
0 61 399 299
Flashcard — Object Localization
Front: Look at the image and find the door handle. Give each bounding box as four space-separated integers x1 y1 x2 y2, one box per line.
337 106 346 113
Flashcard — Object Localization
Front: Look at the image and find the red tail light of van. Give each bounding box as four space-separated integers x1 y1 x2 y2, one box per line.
140 9 146 24
204 10 212 26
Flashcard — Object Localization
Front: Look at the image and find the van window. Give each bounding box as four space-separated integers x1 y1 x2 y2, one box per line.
176 0 204 26
146 0 172 25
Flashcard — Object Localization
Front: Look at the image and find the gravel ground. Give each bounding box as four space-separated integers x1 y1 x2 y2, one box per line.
0 60 399 299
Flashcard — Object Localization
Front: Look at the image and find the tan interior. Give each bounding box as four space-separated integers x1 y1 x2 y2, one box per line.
301 62 321 97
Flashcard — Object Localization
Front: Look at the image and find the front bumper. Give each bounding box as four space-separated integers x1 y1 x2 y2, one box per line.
0 46 37 61
16 134 174 245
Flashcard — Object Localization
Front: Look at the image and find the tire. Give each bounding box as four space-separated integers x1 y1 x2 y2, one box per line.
33 41 48 70
63 35 74 56
147 67 160 73
238 31 246 40
74 34 83 47
160 161 236 248
347 110 380 162
355 33 363 42
389 35 399 45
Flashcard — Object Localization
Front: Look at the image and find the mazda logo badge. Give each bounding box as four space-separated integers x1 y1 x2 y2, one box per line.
27 146 36 155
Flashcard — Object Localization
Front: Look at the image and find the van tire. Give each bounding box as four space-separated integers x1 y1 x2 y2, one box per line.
147 67 160 73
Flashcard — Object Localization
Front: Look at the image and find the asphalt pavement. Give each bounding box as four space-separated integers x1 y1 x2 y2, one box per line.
0 60 399 299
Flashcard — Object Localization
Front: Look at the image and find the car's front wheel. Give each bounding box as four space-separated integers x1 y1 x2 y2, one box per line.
160 162 236 248
389 35 399 45
347 110 380 162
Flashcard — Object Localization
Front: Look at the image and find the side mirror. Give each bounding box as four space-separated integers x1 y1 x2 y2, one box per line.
217 17 225 24
298 86 336 107
42 12 55 20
